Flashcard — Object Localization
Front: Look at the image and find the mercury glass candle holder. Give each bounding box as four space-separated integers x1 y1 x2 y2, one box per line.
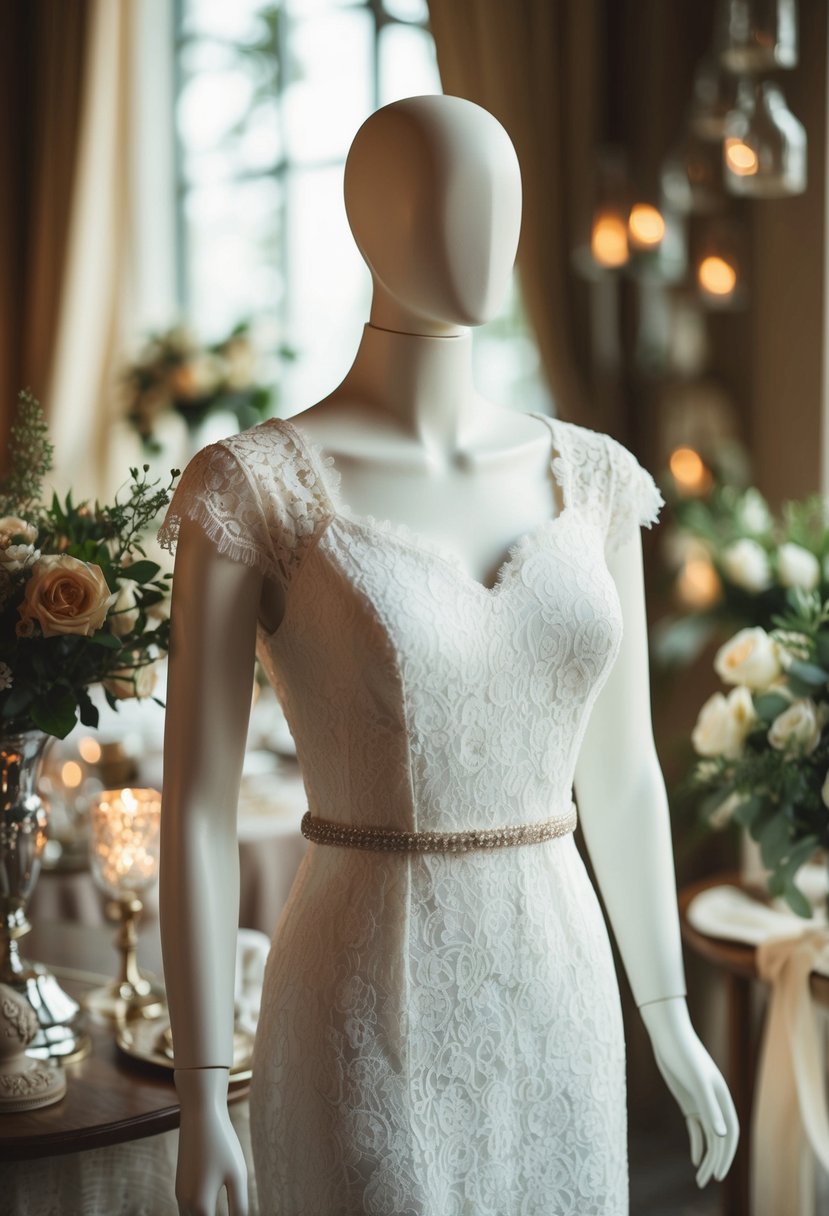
83 787 165 1021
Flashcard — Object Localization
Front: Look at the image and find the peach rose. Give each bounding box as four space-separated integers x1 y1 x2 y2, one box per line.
17 554 117 638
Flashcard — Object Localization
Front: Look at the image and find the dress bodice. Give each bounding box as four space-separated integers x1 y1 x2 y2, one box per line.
157 414 664 835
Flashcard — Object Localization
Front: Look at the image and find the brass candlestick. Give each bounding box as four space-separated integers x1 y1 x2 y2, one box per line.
83 787 165 1021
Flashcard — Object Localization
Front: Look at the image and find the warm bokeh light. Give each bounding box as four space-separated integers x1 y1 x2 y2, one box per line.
89 787 162 901
628 203 666 249
591 212 629 268
61 761 84 789
698 255 737 298
724 137 759 176
79 736 102 764
676 558 722 609
669 446 714 496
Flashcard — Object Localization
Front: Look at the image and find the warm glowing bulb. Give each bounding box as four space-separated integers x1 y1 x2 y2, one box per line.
628 203 666 249
591 212 629 268
669 446 713 496
79 736 102 764
698 255 737 298
676 558 721 609
61 761 83 788
725 137 758 176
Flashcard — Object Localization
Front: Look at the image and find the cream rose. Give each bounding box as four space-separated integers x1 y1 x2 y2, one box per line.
108 580 140 638
777 542 820 591
721 538 772 592
768 697 823 754
0 516 37 547
714 627 782 690
691 686 757 758
821 770 829 810
17 554 117 638
103 660 159 701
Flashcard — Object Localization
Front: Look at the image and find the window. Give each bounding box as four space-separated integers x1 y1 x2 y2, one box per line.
175 0 550 415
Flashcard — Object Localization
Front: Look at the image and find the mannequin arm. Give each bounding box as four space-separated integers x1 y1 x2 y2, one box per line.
160 517 263 1215
573 529 738 1186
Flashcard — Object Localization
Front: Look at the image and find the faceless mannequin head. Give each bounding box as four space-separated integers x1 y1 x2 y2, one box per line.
344 95 522 333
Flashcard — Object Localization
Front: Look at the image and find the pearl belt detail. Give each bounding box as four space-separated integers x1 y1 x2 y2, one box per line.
300 802 577 853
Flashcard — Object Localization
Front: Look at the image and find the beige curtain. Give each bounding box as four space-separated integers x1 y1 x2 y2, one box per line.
46 0 138 503
427 0 601 425
0 1 91 470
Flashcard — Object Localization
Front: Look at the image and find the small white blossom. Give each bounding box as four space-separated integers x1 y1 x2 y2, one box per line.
777 542 820 592
739 489 773 535
714 627 782 690
768 698 823 755
722 538 772 593
692 686 757 759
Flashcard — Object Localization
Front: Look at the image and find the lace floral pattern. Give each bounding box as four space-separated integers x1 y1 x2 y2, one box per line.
159 414 664 1215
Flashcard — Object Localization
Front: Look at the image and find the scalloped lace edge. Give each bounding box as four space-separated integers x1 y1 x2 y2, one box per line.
157 496 279 582
279 416 571 595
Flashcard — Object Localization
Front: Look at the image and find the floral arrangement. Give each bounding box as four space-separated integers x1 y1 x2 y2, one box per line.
655 483 829 665
125 321 279 451
0 390 178 739
684 585 829 916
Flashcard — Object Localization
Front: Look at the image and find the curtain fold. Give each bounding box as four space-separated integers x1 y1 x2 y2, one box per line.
0 0 91 470
427 0 601 425
46 0 137 503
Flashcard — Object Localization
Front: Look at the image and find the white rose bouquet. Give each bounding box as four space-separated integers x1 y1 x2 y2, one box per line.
656 481 829 667
685 586 829 915
124 321 283 452
0 390 178 739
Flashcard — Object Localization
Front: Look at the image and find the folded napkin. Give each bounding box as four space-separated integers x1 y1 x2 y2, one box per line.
687 883 829 1216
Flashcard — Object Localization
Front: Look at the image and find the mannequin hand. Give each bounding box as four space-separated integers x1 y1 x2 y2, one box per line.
174 1067 248 1216
639 996 739 1189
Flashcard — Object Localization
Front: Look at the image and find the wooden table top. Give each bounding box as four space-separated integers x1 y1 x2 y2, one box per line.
679 871 829 1005
0 919 249 1161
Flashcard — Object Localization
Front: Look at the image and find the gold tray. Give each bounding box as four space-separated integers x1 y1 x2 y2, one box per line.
115 1018 254 1083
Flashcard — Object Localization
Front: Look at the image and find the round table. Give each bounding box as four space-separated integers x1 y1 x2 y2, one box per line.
679 872 829 1216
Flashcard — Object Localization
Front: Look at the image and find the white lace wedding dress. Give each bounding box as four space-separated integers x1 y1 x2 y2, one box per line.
158 411 665 1216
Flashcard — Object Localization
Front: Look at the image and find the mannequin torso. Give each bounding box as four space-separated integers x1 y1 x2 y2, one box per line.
158 94 738 1216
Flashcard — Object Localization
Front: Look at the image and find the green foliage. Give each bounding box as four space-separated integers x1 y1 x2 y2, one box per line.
0 393 178 740
0 390 55 516
687 588 829 917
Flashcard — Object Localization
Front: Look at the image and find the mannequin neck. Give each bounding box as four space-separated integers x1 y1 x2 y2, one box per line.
340 322 478 449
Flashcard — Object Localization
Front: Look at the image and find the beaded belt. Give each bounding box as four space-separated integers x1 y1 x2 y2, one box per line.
300 802 577 854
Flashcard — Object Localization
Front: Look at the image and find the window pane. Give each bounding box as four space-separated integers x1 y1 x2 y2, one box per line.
184 176 283 339
283 166 370 405
283 10 374 164
181 0 266 43
378 21 440 106
382 0 429 24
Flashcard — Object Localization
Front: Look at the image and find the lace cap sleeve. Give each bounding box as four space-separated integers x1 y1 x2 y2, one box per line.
604 435 666 557
156 440 279 582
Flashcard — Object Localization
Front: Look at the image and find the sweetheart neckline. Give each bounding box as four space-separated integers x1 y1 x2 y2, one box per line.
269 413 574 598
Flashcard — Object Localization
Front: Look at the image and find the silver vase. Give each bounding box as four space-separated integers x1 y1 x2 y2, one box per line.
0 729 89 1060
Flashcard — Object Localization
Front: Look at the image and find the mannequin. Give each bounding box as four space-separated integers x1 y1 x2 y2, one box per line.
159 95 738 1216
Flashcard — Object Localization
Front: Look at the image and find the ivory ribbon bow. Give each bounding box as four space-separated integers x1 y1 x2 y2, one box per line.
687 885 829 1216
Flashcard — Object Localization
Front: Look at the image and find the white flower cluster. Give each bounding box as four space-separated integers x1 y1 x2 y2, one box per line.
692 625 829 806
721 538 824 594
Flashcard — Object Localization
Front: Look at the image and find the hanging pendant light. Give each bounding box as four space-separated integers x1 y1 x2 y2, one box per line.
695 219 747 309
717 0 798 73
689 55 740 140
723 78 806 197
661 128 724 215
587 148 631 270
